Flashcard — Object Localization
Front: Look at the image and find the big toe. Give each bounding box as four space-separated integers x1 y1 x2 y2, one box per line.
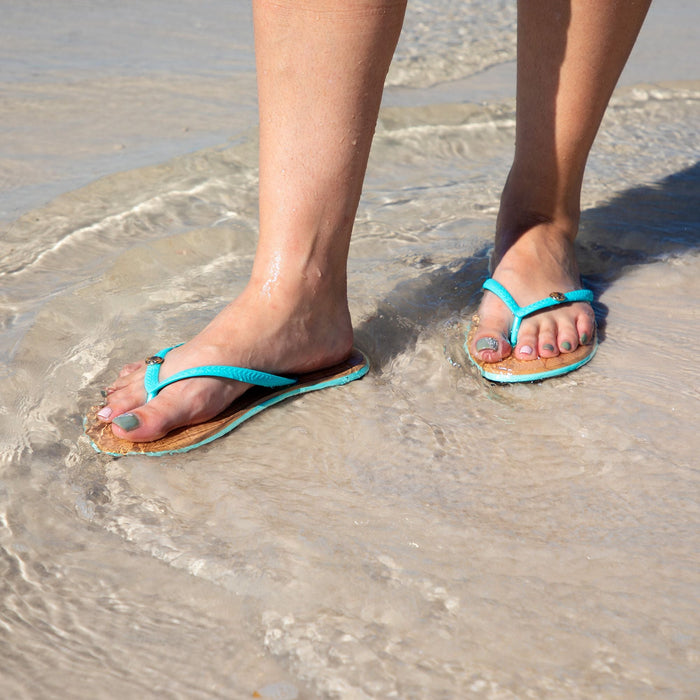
108 377 246 443
109 396 191 442
471 327 511 363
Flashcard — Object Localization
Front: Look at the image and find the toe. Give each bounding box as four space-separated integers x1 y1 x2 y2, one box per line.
472 332 511 363
514 327 538 360
576 312 596 346
108 374 248 442
119 361 144 378
109 393 191 442
100 369 148 420
557 325 579 354
105 384 147 419
108 380 236 442
470 290 516 363
537 319 559 358
110 365 147 395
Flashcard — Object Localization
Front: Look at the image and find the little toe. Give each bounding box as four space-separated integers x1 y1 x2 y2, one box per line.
577 315 596 346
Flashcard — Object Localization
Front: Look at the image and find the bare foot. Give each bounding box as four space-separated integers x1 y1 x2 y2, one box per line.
470 221 596 364
96 283 354 443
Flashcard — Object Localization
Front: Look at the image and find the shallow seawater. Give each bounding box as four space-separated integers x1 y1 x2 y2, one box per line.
1 2 699 698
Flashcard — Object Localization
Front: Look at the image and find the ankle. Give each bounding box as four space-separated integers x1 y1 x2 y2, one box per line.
494 203 580 269
252 244 348 293
498 170 582 242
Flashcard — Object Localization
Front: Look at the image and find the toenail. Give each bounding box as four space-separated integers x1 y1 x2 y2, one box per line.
580 333 589 345
519 345 534 355
112 413 140 432
561 341 572 351
97 406 113 420
543 343 555 352
476 337 499 352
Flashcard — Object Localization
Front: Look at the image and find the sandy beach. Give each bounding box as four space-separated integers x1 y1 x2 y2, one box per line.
1 1 698 698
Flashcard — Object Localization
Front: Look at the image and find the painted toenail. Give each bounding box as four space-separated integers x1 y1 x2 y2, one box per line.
476 337 499 352
97 406 113 420
561 341 572 351
519 345 534 355
580 333 589 344
543 343 555 352
112 413 140 431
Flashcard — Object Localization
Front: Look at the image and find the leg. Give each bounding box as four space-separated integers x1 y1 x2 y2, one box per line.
470 0 651 364
100 0 406 441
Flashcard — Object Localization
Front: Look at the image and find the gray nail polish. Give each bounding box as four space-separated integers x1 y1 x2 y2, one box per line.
543 343 555 352
476 337 499 352
112 413 140 432
561 341 572 351
580 333 589 345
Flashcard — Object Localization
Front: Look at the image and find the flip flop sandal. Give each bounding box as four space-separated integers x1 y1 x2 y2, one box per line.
465 278 597 383
85 345 369 456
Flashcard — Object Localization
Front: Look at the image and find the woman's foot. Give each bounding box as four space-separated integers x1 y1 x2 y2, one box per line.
96 282 354 443
470 220 596 364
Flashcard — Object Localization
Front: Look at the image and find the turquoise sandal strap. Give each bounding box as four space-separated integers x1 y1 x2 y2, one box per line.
143 344 297 402
482 278 594 347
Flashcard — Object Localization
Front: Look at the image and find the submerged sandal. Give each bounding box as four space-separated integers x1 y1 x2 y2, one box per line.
84 345 369 456
465 278 598 383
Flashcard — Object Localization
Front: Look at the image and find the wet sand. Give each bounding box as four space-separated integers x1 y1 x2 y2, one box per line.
1 1 699 698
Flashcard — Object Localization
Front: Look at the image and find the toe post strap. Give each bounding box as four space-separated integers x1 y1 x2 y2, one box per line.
482 278 594 347
143 344 297 402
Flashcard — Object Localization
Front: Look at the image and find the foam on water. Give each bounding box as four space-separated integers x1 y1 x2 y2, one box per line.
1 1 699 698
